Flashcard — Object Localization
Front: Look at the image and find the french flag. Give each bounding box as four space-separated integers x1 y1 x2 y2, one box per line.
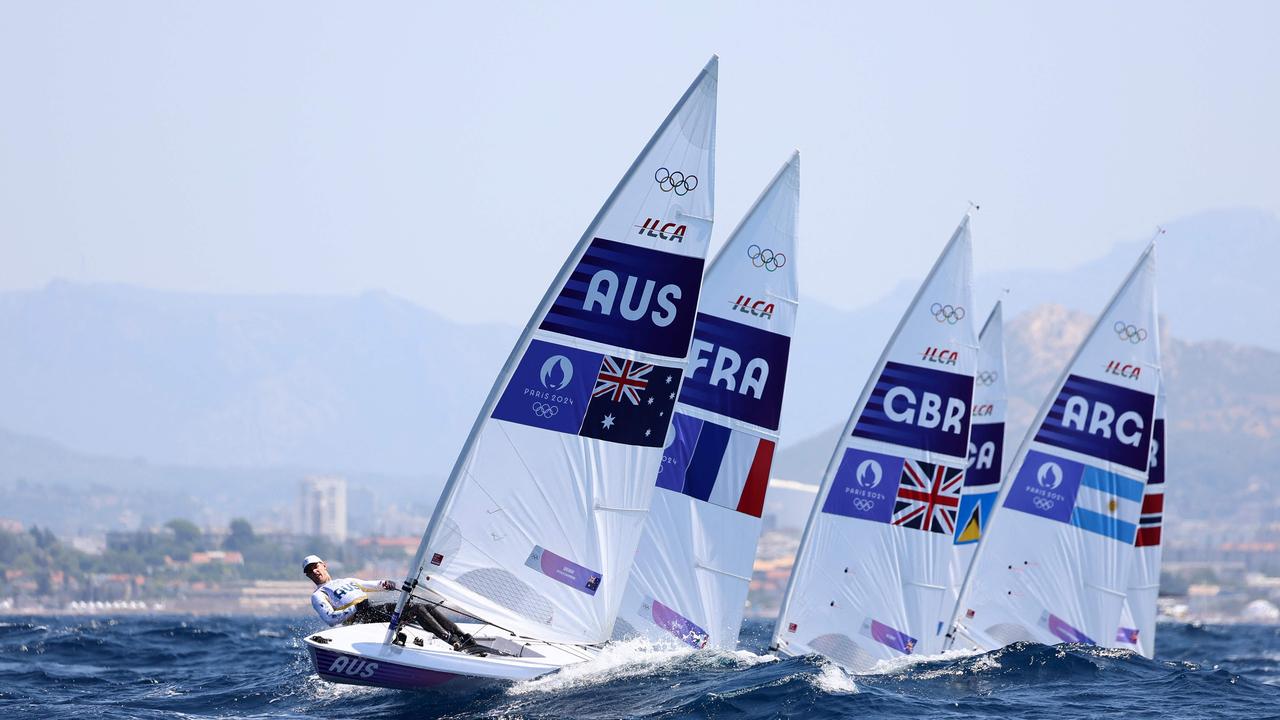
657 413 775 517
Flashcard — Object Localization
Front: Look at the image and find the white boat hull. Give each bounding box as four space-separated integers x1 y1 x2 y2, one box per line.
305 622 598 689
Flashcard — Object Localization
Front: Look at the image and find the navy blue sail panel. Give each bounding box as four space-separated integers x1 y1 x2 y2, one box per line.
541 238 705 358
492 338 681 448
1033 374 1155 472
965 422 1004 487
1146 418 1165 485
678 312 791 431
851 361 974 459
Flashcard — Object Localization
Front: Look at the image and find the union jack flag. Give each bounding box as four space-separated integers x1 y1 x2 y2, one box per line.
892 459 963 534
592 357 653 405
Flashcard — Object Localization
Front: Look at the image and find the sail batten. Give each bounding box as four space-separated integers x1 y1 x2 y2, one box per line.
390 59 719 646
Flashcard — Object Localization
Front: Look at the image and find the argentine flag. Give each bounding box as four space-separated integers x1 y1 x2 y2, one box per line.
1069 466 1144 543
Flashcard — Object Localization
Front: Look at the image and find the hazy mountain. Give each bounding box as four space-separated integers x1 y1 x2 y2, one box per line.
0 281 518 475
769 303 1280 532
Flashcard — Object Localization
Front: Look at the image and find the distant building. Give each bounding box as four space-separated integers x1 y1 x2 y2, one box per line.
188 551 244 566
299 476 348 542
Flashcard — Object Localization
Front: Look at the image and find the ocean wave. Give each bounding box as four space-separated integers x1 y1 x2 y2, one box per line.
1 616 1277 719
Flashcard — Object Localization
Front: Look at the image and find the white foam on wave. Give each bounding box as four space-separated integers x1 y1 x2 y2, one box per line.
863 646 988 679
507 636 776 696
810 660 858 693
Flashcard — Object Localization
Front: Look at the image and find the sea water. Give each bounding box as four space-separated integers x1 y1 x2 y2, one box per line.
1 616 1277 718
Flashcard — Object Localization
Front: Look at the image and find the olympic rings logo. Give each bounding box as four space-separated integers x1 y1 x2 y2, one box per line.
748 244 787 272
852 498 875 513
532 402 559 418
655 167 698 196
930 303 966 324
1032 497 1055 511
1114 321 1148 344
976 371 998 386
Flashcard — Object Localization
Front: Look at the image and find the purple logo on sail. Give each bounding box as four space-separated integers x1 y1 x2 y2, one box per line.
1041 612 1095 645
644 598 710 649
860 618 916 654
525 545 602 596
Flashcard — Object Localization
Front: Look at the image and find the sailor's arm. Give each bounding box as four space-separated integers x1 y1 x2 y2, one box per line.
312 590 360 627
355 579 397 592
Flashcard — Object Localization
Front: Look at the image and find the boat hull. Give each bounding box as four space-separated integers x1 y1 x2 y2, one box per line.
304 621 596 690
309 644 470 689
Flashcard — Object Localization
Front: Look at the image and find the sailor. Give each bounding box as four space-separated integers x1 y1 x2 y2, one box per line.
303 554 479 652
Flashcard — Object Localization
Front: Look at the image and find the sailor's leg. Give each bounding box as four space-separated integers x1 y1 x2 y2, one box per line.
403 604 456 644
426 606 466 639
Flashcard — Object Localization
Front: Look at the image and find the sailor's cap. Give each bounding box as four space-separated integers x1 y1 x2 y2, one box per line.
302 555 324 573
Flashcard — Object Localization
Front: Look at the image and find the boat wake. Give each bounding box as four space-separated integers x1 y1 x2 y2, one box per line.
508 635 777 695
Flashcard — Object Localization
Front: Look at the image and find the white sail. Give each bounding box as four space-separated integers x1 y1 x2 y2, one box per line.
619 152 800 650
938 302 1008 638
391 58 718 646
772 217 978 671
1113 385 1165 657
947 244 1160 651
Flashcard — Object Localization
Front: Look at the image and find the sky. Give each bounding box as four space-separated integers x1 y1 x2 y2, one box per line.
2 1 1278 324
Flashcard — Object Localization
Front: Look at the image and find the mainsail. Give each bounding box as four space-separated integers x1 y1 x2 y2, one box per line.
939 302 1007 638
946 244 1160 651
390 58 718 646
619 153 800 650
1113 384 1166 657
772 217 977 671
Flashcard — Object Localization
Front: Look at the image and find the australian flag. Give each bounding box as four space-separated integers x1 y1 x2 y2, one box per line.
579 355 680 447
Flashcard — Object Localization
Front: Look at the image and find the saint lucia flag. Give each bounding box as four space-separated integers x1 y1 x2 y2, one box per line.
1069 465 1143 543
954 490 997 545
657 413 774 517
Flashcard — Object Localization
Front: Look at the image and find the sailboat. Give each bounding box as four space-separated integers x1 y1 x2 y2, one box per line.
771 215 978 672
944 243 1161 652
618 152 800 650
1112 384 1166 657
305 57 718 688
939 302 1007 642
